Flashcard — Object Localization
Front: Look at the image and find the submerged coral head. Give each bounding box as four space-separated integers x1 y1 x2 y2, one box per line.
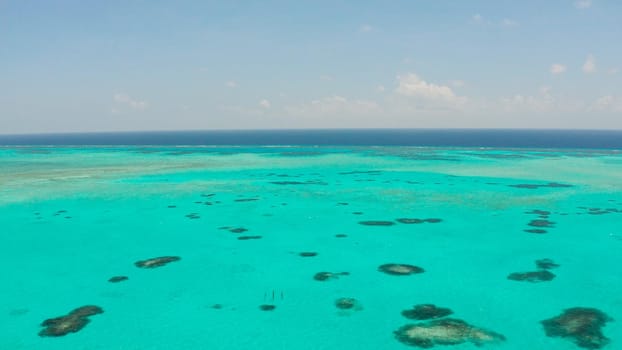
135 256 181 268
379 263 424 276
394 318 505 348
401 304 453 320
541 307 612 349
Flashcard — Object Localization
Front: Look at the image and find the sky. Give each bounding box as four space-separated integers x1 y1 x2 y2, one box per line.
1 0 621 133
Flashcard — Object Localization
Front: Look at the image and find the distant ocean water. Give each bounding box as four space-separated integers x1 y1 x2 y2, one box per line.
1 129 622 148
1 134 621 349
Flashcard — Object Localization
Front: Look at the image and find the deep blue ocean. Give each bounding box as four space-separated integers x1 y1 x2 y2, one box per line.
1 129 621 148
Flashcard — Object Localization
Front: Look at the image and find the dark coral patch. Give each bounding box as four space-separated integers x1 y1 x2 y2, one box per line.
313 271 349 281
39 305 104 337
335 234 348 238
401 304 453 320
524 229 548 234
541 307 612 349
396 218 425 224
167 205 177 208
69 306 104 318
40 315 89 337
378 263 424 276
507 270 555 283
235 198 259 202
535 259 560 270
135 256 181 269
229 227 248 234
359 220 395 226
424 218 442 223
352 212 363 215
299 252 317 257
108 276 128 283
259 304 276 311
394 318 505 348
528 219 555 228
185 213 200 219
335 298 357 309
510 182 573 189
237 235 262 240
526 210 551 216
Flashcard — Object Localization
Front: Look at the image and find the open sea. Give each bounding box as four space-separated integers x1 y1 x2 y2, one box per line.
1 130 621 349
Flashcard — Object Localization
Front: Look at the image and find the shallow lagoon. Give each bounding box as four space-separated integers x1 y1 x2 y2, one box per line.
1 146 621 349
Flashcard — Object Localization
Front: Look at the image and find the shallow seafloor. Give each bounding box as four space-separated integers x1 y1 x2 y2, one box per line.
1 146 621 349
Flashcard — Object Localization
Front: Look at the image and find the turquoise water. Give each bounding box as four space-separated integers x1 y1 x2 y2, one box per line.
1 146 621 349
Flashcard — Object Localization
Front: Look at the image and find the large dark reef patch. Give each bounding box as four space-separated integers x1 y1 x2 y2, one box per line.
39 305 104 337
135 256 181 269
394 318 505 348
541 307 613 349
401 304 453 320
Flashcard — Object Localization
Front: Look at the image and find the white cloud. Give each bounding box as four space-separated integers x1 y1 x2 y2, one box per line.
471 14 517 27
575 0 592 9
550 63 567 74
376 85 386 93
590 95 622 112
582 54 596 73
396 74 461 101
501 18 518 27
320 74 334 81
497 87 586 115
608 67 620 75
539 86 552 95
225 80 237 88
359 24 374 33
113 93 147 110
259 99 271 109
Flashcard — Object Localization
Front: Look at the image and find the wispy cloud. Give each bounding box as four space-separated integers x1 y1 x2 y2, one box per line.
550 63 567 74
396 74 463 102
575 0 592 9
259 99 271 109
582 54 596 73
320 74 334 81
471 14 518 27
225 80 237 88
590 95 622 112
359 24 374 33
471 14 484 23
113 93 147 110
501 18 518 27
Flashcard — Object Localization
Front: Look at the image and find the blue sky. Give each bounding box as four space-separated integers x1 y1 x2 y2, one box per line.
1 0 621 133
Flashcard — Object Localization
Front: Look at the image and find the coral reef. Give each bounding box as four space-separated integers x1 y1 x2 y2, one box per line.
402 304 453 320
541 307 612 349
394 318 505 348
135 256 181 268
39 305 104 337
378 263 425 276
507 270 555 283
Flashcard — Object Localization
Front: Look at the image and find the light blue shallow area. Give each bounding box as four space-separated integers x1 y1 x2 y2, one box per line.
1 146 621 349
